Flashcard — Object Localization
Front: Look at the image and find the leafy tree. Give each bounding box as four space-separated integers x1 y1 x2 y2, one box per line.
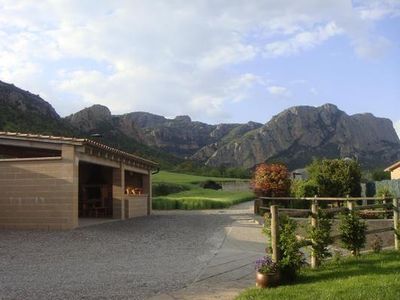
307 159 362 197
372 170 391 181
339 211 367 256
307 210 333 264
291 179 318 198
252 163 291 197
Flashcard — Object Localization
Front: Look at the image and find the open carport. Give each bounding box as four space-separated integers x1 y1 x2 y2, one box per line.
0 132 158 230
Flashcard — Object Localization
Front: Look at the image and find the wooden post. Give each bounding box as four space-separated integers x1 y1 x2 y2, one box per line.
383 196 387 219
394 198 399 251
254 199 260 215
270 205 279 263
347 196 354 211
311 199 319 268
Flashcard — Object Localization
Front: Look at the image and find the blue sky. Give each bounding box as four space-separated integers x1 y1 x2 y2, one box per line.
0 0 399 135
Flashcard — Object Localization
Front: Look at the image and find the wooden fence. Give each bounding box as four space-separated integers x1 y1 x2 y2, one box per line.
255 196 400 268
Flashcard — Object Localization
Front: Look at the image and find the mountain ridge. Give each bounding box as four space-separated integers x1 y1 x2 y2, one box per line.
1 80 399 170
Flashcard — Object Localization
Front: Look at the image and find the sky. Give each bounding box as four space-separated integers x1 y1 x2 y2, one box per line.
0 0 399 136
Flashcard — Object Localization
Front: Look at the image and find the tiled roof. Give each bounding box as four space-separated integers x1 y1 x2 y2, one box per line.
385 161 400 172
0 131 158 167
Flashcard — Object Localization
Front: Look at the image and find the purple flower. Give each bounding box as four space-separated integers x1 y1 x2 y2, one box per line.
255 256 278 274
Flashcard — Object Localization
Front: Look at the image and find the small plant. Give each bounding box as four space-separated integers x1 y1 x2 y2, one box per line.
339 211 367 256
371 235 383 253
255 256 278 274
375 186 394 198
307 209 333 264
263 214 305 282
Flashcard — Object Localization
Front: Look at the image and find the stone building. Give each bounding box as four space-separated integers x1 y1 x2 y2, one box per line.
0 132 158 230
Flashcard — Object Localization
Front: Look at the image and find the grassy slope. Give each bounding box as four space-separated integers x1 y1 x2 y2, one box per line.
153 171 249 184
237 251 400 300
153 171 253 209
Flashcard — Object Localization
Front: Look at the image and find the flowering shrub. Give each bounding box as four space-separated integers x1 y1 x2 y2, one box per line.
255 256 278 274
252 163 291 197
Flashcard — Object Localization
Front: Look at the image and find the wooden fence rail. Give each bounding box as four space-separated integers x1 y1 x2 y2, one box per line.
261 197 400 269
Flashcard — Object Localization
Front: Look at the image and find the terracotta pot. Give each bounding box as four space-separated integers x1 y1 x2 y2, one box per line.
256 272 279 288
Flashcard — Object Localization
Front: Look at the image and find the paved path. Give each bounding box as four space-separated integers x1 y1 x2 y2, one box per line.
0 201 264 300
150 201 266 300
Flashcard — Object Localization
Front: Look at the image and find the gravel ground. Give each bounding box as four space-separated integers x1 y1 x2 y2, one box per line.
0 214 233 300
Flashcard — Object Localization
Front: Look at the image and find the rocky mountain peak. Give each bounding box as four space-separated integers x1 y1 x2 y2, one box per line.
174 115 192 123
65 104 112 132
0 80 60 120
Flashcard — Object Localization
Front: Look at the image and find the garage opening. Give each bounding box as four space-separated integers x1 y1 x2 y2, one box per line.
78 162 113 219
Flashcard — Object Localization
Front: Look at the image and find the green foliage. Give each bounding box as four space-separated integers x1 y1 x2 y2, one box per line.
307 210 333 263
375 185 394 198
262 214 304 282
372 170 391 181
252 163 291 197
290 179 318 198
236 251 400 300
152 183 191 196
339 211 367 256
307 158 362 197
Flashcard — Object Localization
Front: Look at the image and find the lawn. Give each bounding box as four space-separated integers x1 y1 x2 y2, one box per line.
153 171 249 184
236 251 400 300
152 171 253 209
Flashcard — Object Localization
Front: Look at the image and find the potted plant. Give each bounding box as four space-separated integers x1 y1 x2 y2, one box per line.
255 256 279 288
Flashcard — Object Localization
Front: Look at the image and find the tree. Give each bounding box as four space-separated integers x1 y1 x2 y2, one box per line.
307 159 362 197
252 163 291 197
339 211 367 256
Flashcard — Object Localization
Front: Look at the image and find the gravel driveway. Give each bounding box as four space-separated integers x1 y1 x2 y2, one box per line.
0 213 233 300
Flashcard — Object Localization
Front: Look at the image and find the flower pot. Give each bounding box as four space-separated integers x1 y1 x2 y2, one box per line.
256 272 279 288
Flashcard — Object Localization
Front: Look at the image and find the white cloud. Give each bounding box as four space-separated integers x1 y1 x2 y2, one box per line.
0 0 397 122
395 120 400 138
356 0 400 20
267 85 291 97
264 22 343 57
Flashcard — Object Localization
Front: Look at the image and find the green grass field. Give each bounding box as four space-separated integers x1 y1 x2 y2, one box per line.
237 251 400 300
153 171 249 184
152 171 253 209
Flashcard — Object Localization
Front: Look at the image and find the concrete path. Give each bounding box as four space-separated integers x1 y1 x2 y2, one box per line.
150 201 266 300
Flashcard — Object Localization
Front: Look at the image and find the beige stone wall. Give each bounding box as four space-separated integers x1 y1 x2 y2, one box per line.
0 154 78 230
112 166 125 220
391 168 400 180
124 195 148 218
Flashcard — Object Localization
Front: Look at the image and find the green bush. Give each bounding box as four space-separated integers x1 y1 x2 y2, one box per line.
263 214 304 283
375 185 394 198
152 183 191 196
291 179 318 198
199 180 222 190
339 211 367 256
307 210 333 264
308 158 362 197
